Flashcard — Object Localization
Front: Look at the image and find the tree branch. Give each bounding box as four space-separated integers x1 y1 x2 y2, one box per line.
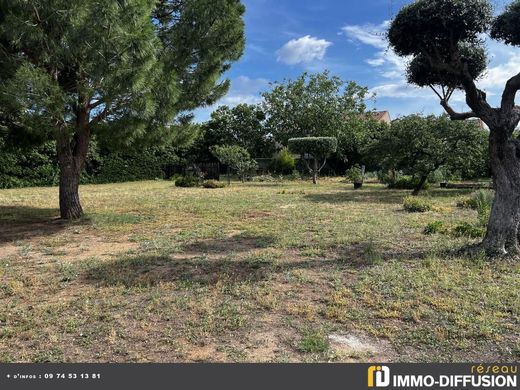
440 99 477 121
501 72 520 115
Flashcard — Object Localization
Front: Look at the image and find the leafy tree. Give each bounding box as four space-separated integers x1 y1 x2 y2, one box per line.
388 0 520 256
262 71 374 161
270 147 296 174
201 104 274 158
211 144 257 184
0 0 245 219
288 137 337 184
367 115 488 195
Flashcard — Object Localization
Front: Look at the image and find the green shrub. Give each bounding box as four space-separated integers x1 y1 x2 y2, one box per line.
456 190 494 227
452 222 485 238
270 147 296 174
456 190 494 210
175 175 200 188
202 179 225 189
389 175 431 190
94 150 165 184
403 196 432 212
424 220 445 235
345 164 364 184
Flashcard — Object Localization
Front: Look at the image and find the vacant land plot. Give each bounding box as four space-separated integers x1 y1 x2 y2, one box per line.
0 179 518 362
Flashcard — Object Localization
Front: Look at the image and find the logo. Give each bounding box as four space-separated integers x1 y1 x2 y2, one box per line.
368 366 391 388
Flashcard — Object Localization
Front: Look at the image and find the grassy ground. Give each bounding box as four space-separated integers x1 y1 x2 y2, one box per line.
0 179 518 362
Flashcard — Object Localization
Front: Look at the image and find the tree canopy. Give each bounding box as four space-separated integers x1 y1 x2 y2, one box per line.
200 104 274 158
262 71 374 161
367 115 488 194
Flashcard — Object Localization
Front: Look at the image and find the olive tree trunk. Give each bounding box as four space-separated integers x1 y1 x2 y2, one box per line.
312 158 318 185
482 131 520 256
412 175 429 196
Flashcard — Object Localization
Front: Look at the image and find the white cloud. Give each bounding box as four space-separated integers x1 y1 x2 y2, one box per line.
277 35 332 65
478 39 520 91
342 22 389 50
341 21 406 81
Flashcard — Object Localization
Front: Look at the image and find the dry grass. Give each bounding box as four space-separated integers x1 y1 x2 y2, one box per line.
0 179 518 363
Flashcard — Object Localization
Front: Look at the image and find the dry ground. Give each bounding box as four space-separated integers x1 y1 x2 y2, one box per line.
0 179 518 362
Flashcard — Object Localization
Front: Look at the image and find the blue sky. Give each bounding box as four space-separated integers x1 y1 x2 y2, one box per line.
194 0 519 122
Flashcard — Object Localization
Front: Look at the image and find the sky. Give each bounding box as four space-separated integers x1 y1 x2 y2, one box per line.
193 0 519 122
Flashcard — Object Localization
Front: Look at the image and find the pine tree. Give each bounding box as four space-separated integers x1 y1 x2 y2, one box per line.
0 0 245 219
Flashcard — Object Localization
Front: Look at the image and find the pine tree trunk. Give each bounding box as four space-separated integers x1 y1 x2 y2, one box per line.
56 101 91 220
58 157 83 220
312 158 318 185
482 131 520 256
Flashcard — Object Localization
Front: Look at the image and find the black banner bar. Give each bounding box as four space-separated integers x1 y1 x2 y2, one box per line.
0 363 517 390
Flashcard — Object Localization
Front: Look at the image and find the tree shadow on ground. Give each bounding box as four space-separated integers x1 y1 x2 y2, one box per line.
180 233 276 255
0 205 69 243
303 189 406 205
83 236 436 288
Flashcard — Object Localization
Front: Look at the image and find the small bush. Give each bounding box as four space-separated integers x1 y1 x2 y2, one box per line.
456 190 494 227
175 175 200 188
424 221 445 235
203 179 225 189
403 196 432 212
452 222 485 238
389 175 431 190
456 190 494 210
345 164 364 184
270 147 296 174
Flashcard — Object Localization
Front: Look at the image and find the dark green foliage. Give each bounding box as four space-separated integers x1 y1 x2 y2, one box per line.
270 147 296 174
203 180 225 189
387 176 431 190
406 45 487 89
288 137 338 158
175 175 200 188
388 0 492 57
491 1 520 46
200 104 274 158
367 115 488 193
93 152 165 184
0 142 58 188
403 197 432 213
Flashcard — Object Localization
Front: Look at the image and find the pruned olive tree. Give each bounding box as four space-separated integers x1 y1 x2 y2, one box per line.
0 0 245 219
389 0 520 256
288 137 337 184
